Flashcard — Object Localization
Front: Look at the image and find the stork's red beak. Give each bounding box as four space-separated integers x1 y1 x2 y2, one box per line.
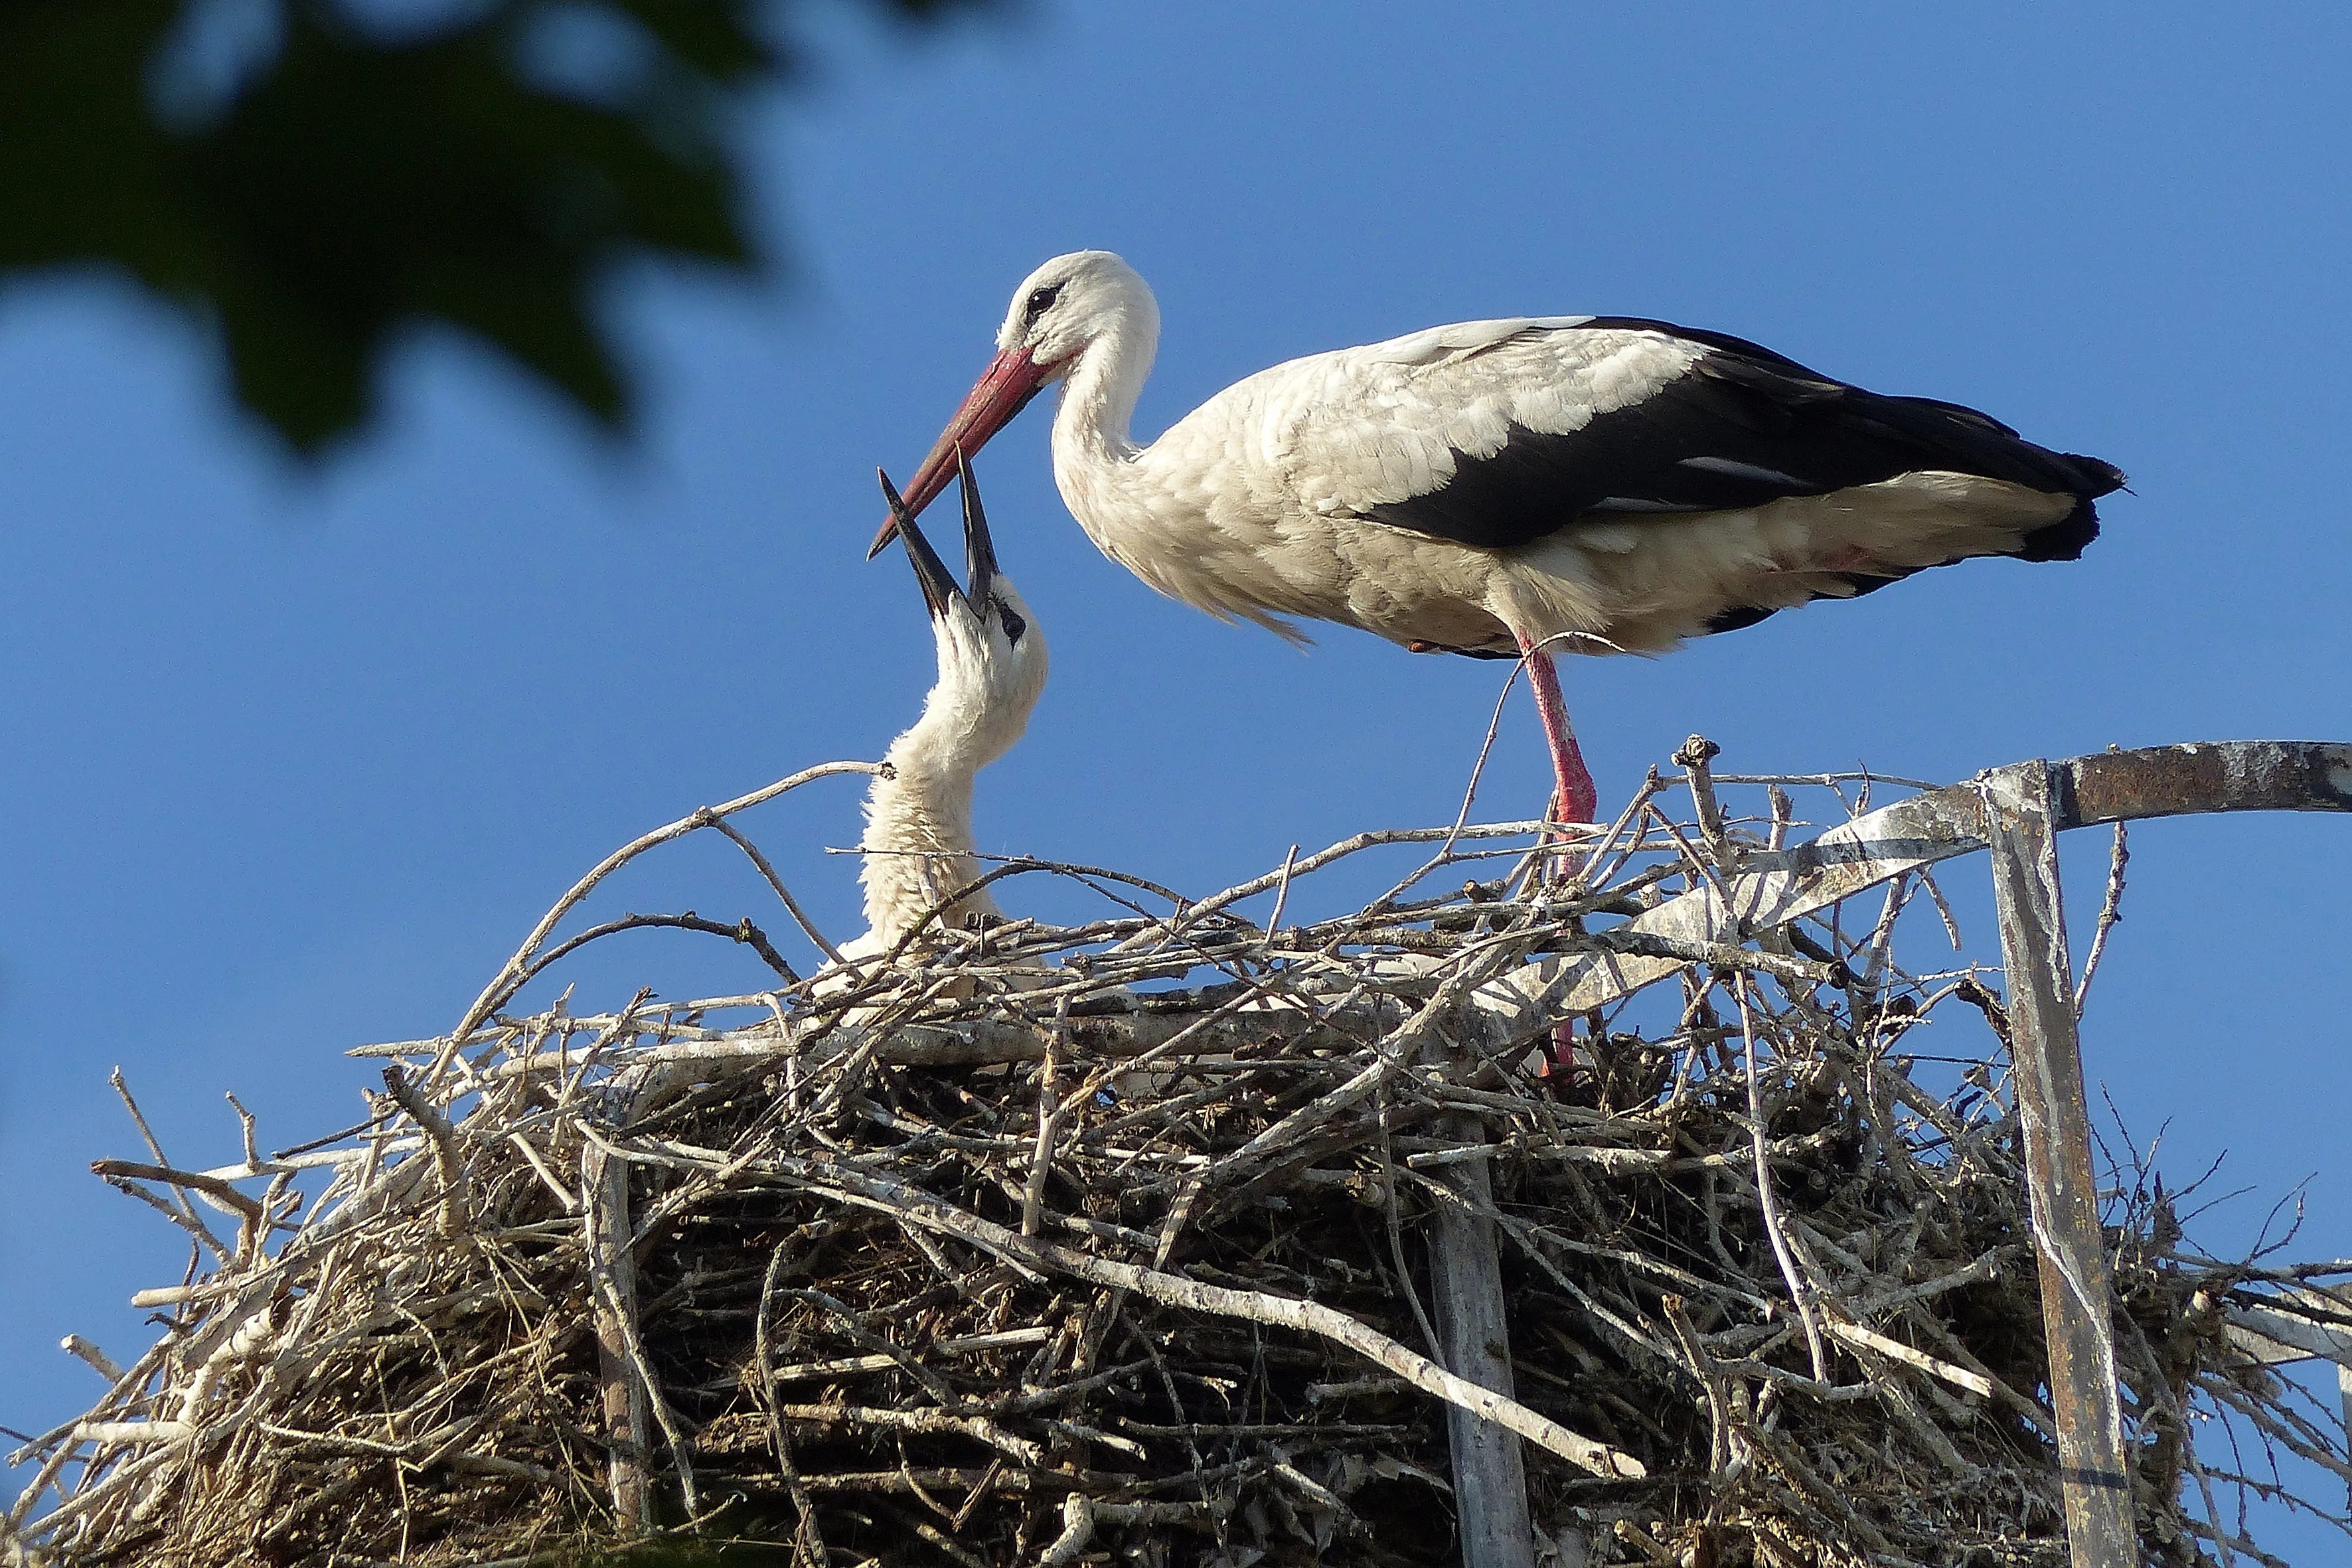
867 346 1050 560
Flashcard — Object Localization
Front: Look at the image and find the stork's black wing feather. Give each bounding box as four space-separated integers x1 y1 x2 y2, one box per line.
1365 318 2124 560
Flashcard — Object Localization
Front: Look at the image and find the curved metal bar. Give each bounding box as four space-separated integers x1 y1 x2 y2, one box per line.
1490 741 2352 1021
1476 740 2347 1568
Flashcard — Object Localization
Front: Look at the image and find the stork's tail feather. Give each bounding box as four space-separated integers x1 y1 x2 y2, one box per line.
2064 452 2130 497
2017 497 2102 562
2013 451 2125 563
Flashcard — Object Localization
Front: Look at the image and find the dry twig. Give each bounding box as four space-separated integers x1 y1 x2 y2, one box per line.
14 740 2343 1568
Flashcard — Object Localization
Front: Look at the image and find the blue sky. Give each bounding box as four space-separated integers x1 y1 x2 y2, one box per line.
5 1 2349 1549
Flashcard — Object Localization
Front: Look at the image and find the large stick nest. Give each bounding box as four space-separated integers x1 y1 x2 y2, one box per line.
9 751 2349 1567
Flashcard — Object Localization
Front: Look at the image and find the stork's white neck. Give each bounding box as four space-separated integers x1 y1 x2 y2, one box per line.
858 718 1000 947
855 609 1040 946
1054 310 1156 465
1047 297 1168 570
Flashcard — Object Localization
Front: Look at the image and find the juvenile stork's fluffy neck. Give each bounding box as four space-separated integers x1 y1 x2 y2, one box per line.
856 646 1022 942
874 250 2124 834
851 463 1048 953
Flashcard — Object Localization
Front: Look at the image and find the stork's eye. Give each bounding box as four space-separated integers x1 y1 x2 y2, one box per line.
996 603 1028 645
1023 284 1063 326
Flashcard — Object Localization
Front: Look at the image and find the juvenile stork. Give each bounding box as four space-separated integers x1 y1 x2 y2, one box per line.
870 251 2124 828
842 456 1048 960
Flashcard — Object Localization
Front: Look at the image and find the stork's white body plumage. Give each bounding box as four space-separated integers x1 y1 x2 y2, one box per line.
840 463 1046 960
876 252 2122 826
1056 315 2077 656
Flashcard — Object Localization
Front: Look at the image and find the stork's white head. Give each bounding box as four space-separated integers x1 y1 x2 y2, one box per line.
867 251 1159 560
877 455 1049 782
994 250 1160 378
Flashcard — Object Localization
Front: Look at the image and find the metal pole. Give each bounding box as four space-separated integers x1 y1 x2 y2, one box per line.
1982 760 2136 1568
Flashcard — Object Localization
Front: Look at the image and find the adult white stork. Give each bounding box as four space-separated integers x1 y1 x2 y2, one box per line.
840 456 1049 959
870 251 2124 828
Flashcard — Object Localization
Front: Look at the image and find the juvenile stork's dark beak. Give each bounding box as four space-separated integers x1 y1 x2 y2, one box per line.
876 466 960 621
957 447 999 607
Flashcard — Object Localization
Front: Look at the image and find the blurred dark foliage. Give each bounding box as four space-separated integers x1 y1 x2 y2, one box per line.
0 0 984 451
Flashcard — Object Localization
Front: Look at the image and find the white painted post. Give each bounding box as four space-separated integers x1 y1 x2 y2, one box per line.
1982 761 2136 1568
1427 1113 1537 1568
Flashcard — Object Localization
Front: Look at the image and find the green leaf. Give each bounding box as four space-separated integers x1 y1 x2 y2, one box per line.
0 0 992 454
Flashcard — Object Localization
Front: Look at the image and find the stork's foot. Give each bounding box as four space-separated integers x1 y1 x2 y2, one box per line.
1536 1020 1588 1093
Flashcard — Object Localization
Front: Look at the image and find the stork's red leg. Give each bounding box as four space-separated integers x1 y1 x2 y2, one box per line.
1518 634 1595 1075
1516 635 1599 826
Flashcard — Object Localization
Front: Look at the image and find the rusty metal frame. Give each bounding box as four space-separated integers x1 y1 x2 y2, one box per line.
1982 762 2138 1567
1494 741 2352 1022
1465 741 2351 1568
